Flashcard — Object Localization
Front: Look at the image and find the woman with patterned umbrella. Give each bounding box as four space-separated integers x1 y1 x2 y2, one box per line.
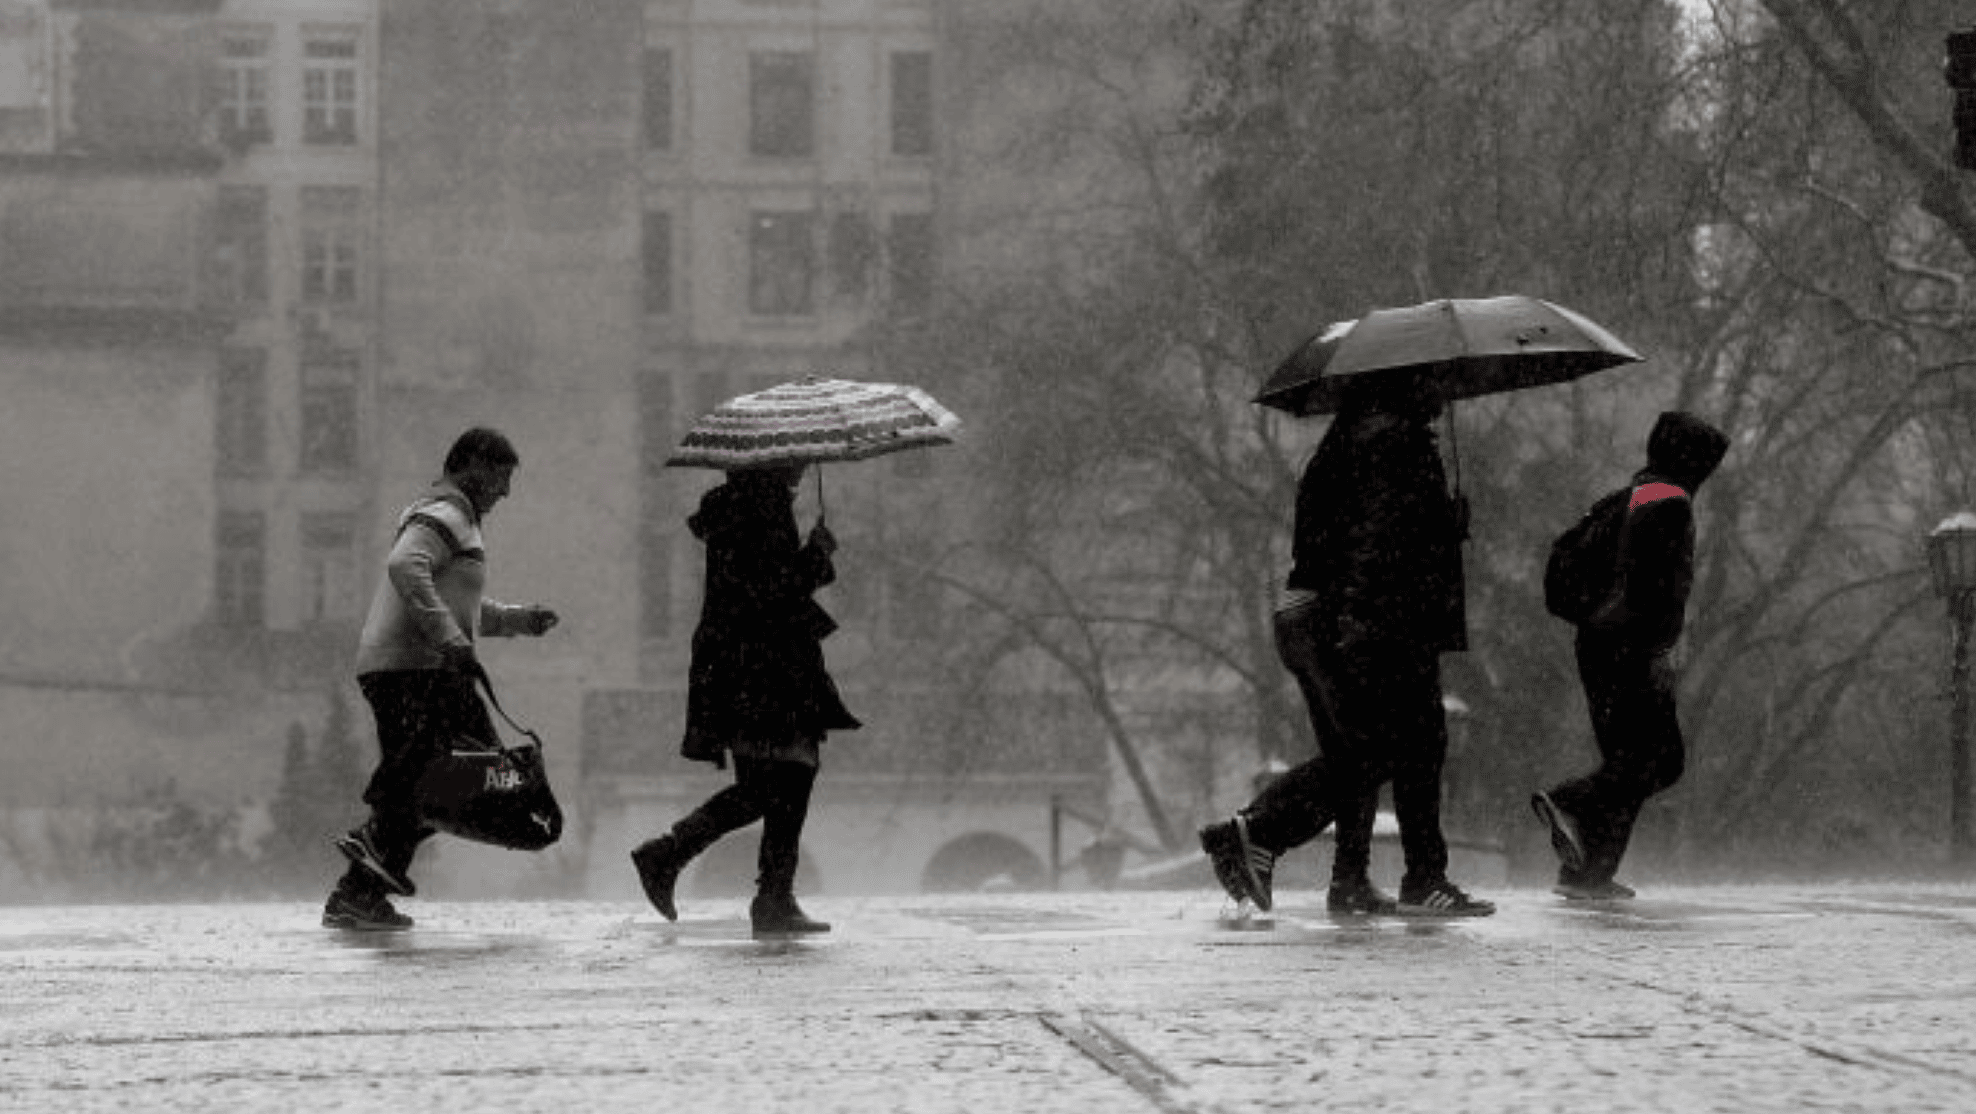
631 377 958 937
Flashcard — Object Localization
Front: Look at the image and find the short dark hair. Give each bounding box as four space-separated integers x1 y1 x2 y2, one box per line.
443 427 519 474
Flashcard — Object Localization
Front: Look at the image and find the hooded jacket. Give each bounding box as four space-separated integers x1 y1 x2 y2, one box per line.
680 474 860 765
1589 411 1730 653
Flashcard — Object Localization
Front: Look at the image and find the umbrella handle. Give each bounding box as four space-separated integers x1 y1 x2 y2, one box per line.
1445 403 1470 542
814 464 826 525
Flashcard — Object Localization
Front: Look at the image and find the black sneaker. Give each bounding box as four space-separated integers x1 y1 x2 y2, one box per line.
1327 879 1399 916
1397 879 1495 918
1530 791 1586 873
322 890 413 931
334 826 415 897
1554 879 1635 901
1199 819 1253 908
630 836 685 921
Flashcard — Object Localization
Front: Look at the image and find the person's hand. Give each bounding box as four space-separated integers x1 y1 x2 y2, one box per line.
808 521 838 556
522 605 560 636
439 641 480 675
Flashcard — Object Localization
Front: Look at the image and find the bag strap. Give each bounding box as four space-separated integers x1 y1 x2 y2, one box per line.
468 663 544 749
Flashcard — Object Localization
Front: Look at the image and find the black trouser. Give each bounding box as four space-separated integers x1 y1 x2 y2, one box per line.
669 757 818 896
336 669 493 900
1244 607 1450 890
1546 634 1684 885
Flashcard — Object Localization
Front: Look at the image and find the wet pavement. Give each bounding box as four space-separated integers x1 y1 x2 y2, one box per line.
3 883 1974 1112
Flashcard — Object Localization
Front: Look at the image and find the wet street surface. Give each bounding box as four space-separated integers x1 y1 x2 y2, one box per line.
3 884 1974 1112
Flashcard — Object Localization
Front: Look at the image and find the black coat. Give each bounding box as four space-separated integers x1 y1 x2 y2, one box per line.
680 477 860 765
1285 405 1467 653
1590 411 1730 654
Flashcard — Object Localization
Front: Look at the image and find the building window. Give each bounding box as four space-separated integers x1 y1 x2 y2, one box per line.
888 212 934 315
208 186 268 306
748 51 813 158
215 511 265 627
300 186 361 304
642 47 672 151
828 211 875 304
300 513 358 624
299 348 359 475
642 211 672 315
216 349 266 477
217 32 272 147
749 212 814 316
302 33 359 145
890 51 932 157
0 3 51 154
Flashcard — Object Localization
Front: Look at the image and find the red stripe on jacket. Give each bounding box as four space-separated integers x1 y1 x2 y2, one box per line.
1629 481 1688 509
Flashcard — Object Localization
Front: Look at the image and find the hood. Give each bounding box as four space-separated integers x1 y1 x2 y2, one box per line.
687 473 793 541
1643 411 1729 492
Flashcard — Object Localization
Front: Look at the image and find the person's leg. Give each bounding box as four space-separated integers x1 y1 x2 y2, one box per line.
1321 643 1390 891
1550 639 1677 886
1201 605 1341 911
630 756 770 920
334 672 442 900
747 755 828 935
1580 651 1685 884
1387 650 1451 895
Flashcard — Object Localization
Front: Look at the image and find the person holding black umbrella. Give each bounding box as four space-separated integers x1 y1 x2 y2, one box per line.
1200 371 1493 917
1199 295 1645 916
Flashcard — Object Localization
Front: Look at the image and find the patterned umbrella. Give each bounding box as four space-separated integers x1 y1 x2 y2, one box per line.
667 375 961 471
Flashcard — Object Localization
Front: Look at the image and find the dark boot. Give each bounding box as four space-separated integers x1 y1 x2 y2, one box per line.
629 835 690 921
750 890 830 938
632 783 764 921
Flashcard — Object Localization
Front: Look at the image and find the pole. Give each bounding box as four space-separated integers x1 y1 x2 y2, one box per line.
1952 595 1974 866
1048 794 1062 891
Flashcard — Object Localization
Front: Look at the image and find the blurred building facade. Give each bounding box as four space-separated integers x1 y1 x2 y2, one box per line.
0 0 1112 898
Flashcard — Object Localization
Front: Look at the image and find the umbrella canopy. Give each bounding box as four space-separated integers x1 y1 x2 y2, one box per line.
667 375 961 471
1255 295 1644 416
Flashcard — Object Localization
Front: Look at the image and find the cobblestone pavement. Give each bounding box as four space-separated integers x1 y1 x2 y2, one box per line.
3 884 1974 1113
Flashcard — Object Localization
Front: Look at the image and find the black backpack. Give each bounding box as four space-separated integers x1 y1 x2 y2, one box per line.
1543 487 1632 624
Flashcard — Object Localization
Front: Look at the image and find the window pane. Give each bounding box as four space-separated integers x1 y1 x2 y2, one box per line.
749 52 813 158
216 511 265 627
888 212 934 315
890 52 932 157
300 513 358 623
299 350 359 474
828 211 875 302
749 212 814 316
216 349 266 475
209 186 267 305
219 33 272 146
643 48 672 150
642 211 672 315
303 35 359 145
300 186 361 305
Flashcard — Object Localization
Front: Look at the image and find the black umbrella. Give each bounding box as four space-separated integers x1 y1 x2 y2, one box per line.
1255 295 1644 416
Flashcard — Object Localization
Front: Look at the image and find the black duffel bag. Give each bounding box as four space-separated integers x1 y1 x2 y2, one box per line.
414 668 564 852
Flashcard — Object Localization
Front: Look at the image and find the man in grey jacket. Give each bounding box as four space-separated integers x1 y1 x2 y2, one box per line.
324 427 558 930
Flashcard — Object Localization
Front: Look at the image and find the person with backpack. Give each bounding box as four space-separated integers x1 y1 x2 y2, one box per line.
1199 371 1495 918
323 428 560 931
1533 411 1730 900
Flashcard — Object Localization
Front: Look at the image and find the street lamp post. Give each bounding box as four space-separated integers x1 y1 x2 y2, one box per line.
1927 511 1976 864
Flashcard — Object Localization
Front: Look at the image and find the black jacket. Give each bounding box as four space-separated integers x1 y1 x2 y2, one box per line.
680 475 860 765
1590 411 1730 653
1286 403 1467 653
